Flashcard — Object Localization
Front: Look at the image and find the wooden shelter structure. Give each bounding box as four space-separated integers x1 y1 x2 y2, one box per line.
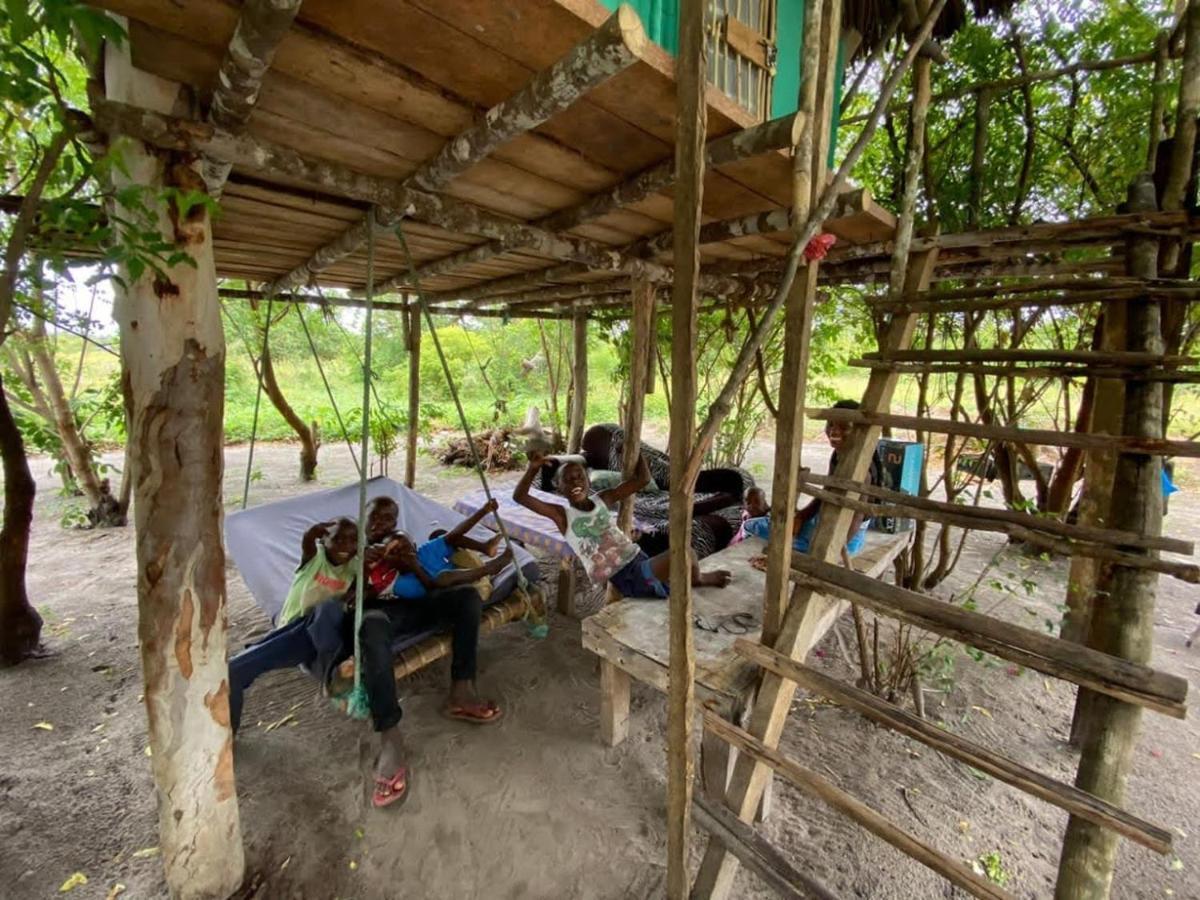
80 0 1199 898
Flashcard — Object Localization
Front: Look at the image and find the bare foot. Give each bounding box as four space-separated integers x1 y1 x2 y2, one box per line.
485 534 503 556
698 570 732 588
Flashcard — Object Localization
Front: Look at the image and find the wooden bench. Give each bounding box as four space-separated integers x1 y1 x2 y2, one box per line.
581 530 913 814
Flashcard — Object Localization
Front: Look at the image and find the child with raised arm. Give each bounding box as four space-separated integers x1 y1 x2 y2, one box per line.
513 452 731 599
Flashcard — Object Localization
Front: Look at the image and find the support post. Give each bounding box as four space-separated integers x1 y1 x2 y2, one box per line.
1055 178 1166 900
667 1 706 895
405 302 421 488
568 309 588 453
762 0 834 647
105 41 243 899
692 16 933 892
607 276 655 604
618 276 654 534
599 659 631 746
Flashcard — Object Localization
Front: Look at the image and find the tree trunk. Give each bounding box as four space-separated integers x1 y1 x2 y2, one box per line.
258 332 319 481
1056 177 1165 900
26 315 112 516
0 372 41 666
107 41 243 898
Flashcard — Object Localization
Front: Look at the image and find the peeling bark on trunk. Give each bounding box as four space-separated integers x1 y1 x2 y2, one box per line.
108 40 244 896
0 373 41 667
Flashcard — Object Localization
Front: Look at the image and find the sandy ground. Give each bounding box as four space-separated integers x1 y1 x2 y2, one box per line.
2 435 1199 900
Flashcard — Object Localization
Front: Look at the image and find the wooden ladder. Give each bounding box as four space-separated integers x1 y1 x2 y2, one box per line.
690 202 1195 898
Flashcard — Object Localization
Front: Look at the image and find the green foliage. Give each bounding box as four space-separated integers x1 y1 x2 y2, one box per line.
841 1 1170 230
973 850 1012 887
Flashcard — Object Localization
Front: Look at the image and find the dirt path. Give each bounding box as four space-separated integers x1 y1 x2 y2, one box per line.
1 439 1197 899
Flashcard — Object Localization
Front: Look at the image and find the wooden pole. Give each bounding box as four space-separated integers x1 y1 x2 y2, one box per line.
703 712 1014 900
568 309 588 453
618 277 654 534
762 0 831 649
737 641 1173 853
667 1 705 895
1056 177 1168 900
1162 0 1200 214
104 38 243 899
202 0 302 196
809 406 1200 457
682 0 947 486
405 303 420 488
607 276 654 605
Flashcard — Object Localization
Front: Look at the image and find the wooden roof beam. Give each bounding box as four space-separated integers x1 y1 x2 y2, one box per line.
371 110 806 294
261 6 646 295
203 0 303 197
411 5 645 191
630 187 876 259
91 100 736 295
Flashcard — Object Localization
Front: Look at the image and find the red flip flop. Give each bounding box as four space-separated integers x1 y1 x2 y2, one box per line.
372 767 409 809
443 700 504 725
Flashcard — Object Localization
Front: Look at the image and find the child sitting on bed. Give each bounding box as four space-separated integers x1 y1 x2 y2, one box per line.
513 451 732 599
277 517 360 626
427 528 495 601
730 486 769 545
743 399 881 559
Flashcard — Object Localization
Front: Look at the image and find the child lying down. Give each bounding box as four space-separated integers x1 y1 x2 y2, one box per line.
513 451 731 599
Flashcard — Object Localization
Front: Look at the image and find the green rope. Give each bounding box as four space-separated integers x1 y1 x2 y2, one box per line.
241 297 274 510
392 220 548 638
345 207 379 720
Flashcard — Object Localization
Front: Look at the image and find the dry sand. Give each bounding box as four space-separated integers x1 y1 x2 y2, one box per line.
1 438 1198 899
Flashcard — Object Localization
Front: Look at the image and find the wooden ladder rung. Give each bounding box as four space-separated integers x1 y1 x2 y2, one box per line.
692 794 842 900
863 349 1197 367
879 276 1191 303
734 640 1174 854
787 555 1189 718
849 358 1200 384
809 407 1200 459
796 482 1199 583
702 711 1016 900
801 472 1192 555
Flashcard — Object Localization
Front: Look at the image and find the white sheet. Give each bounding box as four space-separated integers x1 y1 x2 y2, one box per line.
225 477 538 621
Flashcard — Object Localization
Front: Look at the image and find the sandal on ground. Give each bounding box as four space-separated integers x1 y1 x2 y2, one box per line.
442 699 504 725
372 767 409 809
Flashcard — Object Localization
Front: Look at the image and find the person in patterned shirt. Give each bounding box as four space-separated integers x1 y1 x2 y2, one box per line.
513 451 731 599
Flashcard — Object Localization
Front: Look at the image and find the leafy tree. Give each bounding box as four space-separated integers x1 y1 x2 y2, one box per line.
0 1 186 665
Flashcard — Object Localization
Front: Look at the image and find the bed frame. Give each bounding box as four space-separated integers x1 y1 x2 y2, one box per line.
581 530 913 815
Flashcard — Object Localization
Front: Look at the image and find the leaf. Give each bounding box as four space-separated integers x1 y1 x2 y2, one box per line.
1168 857 1183 871
33 721 54 731
105 885 127 900
132 847 159 859
970 705 992 718
59 873 88 892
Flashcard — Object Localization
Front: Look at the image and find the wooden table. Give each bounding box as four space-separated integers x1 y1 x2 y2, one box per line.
581 530 913 815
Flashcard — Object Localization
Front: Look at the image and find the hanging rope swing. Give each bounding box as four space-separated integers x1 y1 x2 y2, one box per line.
235 206 549 723
392 219 549 638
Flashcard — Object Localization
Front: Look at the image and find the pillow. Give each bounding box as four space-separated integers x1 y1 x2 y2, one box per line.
589 469 664 495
